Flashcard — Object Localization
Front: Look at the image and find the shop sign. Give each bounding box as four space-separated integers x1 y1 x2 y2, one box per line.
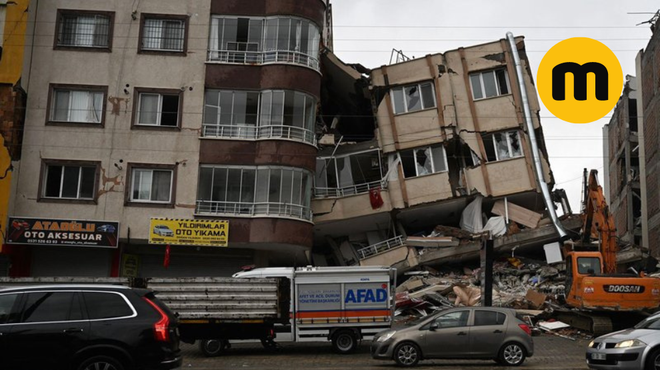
121 254 140 277
6 217 119 248
149 218 228 247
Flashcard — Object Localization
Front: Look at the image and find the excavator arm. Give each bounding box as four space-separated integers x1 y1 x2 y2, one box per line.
581 169 617 274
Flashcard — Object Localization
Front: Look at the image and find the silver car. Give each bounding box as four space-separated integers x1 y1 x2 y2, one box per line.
586 313 660 370
371 306 534 367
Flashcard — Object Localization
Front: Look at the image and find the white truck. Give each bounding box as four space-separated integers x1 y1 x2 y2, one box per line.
225 265 397 354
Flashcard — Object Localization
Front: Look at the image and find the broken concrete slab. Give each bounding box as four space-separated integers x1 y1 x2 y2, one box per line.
406 236 459 248
492 200 542 229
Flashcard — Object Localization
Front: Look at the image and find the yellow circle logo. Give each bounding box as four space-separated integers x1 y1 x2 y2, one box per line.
537 37 623 124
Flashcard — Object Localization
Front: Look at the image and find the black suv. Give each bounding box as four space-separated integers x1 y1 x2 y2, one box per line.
0 285 182 370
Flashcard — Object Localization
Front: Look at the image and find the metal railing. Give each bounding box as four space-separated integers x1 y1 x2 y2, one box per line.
207 49 320 71
356 235 405 260
314 180 388 198
203 124 316 145
196 200 312 222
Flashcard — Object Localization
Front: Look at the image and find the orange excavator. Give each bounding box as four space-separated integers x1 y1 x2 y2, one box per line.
557 169 660 334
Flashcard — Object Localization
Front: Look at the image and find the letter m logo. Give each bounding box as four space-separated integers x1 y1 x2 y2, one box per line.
551 62 608 101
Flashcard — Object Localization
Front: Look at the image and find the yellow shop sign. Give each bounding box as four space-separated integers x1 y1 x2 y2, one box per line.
149 218 228 247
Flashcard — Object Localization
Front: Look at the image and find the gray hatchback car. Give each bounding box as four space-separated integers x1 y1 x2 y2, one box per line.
371 306 534 367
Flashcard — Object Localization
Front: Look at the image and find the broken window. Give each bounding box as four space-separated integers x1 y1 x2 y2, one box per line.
482 131 523 162
314 150 386 197
469 69 510 100
391 82 436 114
136 91 181 127
400 145 447 178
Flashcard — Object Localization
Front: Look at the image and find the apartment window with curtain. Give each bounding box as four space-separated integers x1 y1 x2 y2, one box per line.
469 69 510 100
48 85 106 125
134 89 182 128
127 165 175 206
400 144 448 178
55 10 113 50
482 130 523 162
140 14 187 54
208 16 321 70
196 165 312 221
41 161 99 201
391 82 436 114
202 89 316 144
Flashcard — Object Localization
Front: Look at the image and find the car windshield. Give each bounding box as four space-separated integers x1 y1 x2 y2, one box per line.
635 316 660 329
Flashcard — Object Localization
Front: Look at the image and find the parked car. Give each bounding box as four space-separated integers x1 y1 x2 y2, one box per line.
586 312 660 370
153 225 174 237
371 306 533 367
0 284 182 370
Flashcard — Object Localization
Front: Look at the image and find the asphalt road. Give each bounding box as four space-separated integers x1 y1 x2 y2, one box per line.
180 334 590 369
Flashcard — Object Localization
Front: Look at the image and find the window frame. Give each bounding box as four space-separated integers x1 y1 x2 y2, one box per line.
46 84 108 127
125 163 177 208
54 9 115 52
469 68 511 101
482 130 524 162
132 88 183 130
390 81 437 115
400 144 448 178
138 13 189 56
38 159 101 204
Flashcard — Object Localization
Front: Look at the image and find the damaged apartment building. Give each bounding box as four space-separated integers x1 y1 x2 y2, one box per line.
313 36 575 272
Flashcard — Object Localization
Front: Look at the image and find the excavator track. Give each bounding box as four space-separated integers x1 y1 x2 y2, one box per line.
553 310 648 336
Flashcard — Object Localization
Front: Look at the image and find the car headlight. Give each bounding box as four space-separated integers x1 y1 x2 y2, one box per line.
588 340 595 348
615 339 646 348
377 331 396 342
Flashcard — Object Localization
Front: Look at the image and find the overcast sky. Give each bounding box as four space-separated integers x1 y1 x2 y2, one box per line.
329 0 657 214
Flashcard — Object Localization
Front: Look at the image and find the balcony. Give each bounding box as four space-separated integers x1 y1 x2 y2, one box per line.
196 201 312 222
314 179 388 198
356 235 405 260
207 48 320 71
203 124 316 145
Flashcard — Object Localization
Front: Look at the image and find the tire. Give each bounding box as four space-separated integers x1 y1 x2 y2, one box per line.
77 355 125 370
261 338 279 350
645 347 660 370
393 342 421 367
332 330 358 354
199 339 227 357
498 342 526 366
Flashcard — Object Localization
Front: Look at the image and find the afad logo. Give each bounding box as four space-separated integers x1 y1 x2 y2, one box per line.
537 37 623 124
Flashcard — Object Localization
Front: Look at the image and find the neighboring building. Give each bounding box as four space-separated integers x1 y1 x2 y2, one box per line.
603 76 642 247
637 15 660 258
0 0 29 276
313 37 557 270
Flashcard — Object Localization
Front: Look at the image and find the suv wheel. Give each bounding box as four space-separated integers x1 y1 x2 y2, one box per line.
498 342 526 366
199 339 227 357
77 355 125 370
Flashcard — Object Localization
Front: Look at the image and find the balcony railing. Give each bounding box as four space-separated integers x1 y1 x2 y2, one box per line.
203 124 316 145
207 49 320 71
196 200 312 222
314 179 388 198
356 235 405 260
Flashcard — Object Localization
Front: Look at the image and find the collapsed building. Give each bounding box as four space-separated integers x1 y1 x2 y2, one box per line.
312 36 580 272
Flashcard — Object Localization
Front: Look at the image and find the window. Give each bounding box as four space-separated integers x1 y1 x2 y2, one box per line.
482 131 523 162
400 145 447 178
315 150 387 197
83 292 134 319
474 310 506 326
42 162 98 200
391 82 436 114
202 89 316 144
129 167 174 204
135 90 181 127
49 85 106 124
470 69 510 100
21 292 80 323
196 166 313 221
0 294 18 324
140 14 187 53
56 10 113 50
209 16 321 70
577 257 601 275
430 310 469 329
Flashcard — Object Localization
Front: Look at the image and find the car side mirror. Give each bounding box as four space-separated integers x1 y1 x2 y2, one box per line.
430 322 439 331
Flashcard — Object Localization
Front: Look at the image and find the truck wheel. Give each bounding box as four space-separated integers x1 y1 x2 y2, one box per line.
261 338 279 350
332 330 358 354
199 339 227 357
